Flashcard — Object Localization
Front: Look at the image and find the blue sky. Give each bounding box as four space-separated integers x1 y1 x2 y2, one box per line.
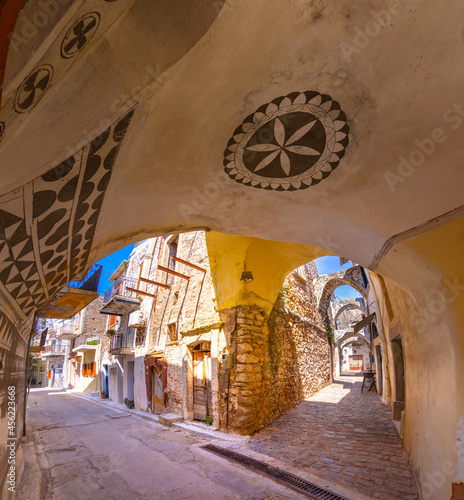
313 256 361 300
314 255 352 275
95 246 361 300
96 243 136 294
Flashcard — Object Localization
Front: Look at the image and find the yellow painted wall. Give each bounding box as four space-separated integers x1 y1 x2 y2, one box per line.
206 232 331 312
376 217 464 499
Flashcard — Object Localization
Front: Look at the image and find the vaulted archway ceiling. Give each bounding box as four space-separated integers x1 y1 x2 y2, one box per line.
0 0 463 287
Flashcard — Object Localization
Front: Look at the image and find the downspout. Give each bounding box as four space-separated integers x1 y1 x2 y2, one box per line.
23 315 38 436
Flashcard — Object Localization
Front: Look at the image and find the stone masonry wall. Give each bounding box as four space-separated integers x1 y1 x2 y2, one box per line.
146 231 222 418
144 233 330 433
225 263 331 434
81 296 106 339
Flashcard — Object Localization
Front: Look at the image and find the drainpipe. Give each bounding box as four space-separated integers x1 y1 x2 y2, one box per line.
23 315 38 436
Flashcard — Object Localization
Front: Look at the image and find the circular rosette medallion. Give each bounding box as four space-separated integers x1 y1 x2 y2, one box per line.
61 13 100 59
223 91 349 191
14 65 53 113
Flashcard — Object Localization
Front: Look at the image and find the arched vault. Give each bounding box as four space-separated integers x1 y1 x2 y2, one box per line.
339 333 370 350
1 1 464 497
333 303 365 325
314 267 366 320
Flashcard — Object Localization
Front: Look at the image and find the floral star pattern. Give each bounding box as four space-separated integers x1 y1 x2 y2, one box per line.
224 91 349 191
246 116 321 176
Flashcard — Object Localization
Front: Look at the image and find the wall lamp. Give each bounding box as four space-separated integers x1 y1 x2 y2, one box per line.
240 263 254 283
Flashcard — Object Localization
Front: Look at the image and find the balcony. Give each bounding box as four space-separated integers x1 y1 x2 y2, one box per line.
41 344 67 357
109 326 135 355
56 320 76 340
73 335 100 352
36 264 103 319
100 277 141 316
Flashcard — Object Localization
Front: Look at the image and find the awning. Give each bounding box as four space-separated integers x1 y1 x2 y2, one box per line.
353 312 376 333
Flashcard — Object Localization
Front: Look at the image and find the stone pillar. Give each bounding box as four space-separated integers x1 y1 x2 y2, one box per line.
334 345 341 378
226 305 268 434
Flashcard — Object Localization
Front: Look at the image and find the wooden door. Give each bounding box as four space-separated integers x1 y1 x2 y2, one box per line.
152 366 165 414
193 351 211 421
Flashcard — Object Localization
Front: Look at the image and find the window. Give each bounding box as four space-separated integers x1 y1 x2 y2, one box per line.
166 237 178 285
167 239 178 270
167 322 177 342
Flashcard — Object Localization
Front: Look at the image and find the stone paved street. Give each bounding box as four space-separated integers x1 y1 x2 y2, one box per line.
247 375 420 500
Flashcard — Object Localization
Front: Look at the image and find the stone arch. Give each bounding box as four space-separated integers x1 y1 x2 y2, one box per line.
338 332 370 349
314 267 367 320
333 303 365 325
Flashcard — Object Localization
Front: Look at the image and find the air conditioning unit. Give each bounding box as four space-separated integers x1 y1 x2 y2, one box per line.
128 310 145 328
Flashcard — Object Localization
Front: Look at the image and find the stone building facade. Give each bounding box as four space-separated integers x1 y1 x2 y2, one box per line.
95 231 331 434
136 231 331 434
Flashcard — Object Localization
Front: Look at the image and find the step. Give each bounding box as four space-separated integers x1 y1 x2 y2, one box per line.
158 413 184 427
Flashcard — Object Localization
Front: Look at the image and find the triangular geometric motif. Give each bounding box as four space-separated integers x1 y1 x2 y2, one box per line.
0 242 9 262
0 263 14 283
12 239 30 260
5 281 23 299
6 268 25 285
0 108 135 323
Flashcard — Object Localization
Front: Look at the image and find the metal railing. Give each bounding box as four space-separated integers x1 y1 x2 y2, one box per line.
68 263 103 293
57 320 75 337
110 326 135 351
74 335 100 348
43 344 67 355
103 276 139 304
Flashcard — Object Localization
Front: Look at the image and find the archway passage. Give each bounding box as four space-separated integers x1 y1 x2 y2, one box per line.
333 302 365 328
1 1 464 499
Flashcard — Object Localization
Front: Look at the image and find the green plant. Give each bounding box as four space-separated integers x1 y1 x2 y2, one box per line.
124 398 135 409
106 329 116 337
326 323 334 342
204 415 213 426
87 340 100 345
276 285 290 308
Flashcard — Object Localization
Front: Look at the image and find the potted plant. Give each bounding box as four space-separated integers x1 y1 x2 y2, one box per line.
101 391 107 399
123 398 135 409
106 329 116 338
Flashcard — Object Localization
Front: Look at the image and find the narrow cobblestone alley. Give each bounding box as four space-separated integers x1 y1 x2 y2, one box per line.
245 375 420 500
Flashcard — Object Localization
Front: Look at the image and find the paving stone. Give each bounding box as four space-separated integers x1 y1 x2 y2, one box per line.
247 375 420 499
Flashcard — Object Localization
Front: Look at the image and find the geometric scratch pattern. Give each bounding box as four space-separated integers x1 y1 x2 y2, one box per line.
0 109 135 320
224 91 349 191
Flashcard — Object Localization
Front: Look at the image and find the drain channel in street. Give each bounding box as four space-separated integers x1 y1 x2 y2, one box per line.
201 444 350 500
